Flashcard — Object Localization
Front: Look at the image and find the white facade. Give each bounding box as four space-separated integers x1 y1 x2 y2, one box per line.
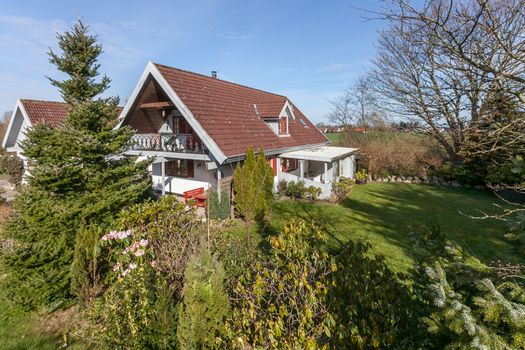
278 147 358 199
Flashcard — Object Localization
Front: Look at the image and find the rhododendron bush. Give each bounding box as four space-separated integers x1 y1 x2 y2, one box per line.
78 196 205 349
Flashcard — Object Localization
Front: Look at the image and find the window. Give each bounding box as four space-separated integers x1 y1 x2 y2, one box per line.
285 106 294 120
282 158 298 172
176 117 192 134
299 119 308 127
279 116 288 134
166 159 194 178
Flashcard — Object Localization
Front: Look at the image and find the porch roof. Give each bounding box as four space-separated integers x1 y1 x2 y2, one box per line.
280 146 358 163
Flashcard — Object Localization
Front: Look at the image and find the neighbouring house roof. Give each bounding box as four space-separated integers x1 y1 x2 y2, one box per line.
20 99 69 127
2 99 124 151
280 146 359 163
152 63 329 158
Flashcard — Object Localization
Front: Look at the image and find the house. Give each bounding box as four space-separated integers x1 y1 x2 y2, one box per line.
2 99 69 159
2 62 358 199
117 62 358 199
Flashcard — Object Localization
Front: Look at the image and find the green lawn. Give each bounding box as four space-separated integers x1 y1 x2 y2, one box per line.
260 183 521 271
325 132 342 144
0 294 58 350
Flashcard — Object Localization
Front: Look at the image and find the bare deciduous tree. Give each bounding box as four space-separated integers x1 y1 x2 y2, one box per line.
326 89 355 128
0 111 11 151
368 0 525 160
326 73 385 129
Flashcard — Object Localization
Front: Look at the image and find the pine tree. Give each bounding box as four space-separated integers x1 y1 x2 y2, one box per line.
177 248 229 349
233 148 274 241
462 90 525 184
1 21 151 310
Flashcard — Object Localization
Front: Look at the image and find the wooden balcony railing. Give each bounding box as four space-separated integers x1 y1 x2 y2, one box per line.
131 134 207 154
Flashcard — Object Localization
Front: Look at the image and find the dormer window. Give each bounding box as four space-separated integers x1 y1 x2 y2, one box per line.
279 116 288 135
285 106 294 120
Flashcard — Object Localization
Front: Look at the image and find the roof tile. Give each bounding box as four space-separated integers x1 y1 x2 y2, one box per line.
154 63 328 157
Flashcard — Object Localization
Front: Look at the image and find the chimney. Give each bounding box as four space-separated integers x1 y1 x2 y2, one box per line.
211 71 217 79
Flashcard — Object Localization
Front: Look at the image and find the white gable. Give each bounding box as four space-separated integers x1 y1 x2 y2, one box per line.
2 100 32 152
116 61 227 164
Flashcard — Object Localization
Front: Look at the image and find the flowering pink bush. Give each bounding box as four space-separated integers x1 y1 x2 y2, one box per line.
100 229 152 278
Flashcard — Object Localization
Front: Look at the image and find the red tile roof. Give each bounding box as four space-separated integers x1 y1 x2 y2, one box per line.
20 99 123 128
154 63 328 158
20 99 68 127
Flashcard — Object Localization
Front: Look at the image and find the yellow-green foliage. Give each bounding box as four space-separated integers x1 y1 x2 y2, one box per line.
233 148 274 238
221 221 334 349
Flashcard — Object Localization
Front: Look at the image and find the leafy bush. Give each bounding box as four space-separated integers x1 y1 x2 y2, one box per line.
332 177 353 202
221 221 333 349
207 188 230 220
83 228 176 349
284 181 321 200
329 241 422 349
176 248 228 349
114 196 205 298
429 161 484 185
304 185 321 200
211 226 260 292
0 156 23 185
355 169 367 181
284 180 305 198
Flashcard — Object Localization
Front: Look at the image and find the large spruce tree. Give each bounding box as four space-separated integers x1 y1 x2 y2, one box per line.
1 21 151 310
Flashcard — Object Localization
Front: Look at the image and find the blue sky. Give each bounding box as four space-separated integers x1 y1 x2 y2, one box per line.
0 0 386 123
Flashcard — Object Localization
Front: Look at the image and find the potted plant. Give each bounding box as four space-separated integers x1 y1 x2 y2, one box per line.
355 169 368 184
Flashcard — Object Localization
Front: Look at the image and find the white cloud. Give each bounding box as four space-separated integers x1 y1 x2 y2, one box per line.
216 31 252 40
317 63 350 73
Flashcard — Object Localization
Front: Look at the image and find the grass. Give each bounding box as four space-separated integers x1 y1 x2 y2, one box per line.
0 294 59 350
325 132 342 144
256 183 521 272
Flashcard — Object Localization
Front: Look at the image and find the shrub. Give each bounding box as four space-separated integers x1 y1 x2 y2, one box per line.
284 180 305 198
83 228 176 349
114 196 205 298
284 181 321 201
221 221 333 349
70 226 104 305
329 241 421 349
0 155 23 185
342 131 444 178
355 169 367 181
233 148 274 240
211 226 260 292
176 248 229 349
304 185 321 200
332 177 353 202
207 188 230 220
277 179 287 194
429 161 484 185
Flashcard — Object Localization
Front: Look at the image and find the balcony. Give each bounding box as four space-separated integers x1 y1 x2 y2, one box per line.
131 133 207 154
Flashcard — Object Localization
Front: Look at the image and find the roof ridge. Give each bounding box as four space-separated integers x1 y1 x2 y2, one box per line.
152 62 288 100
20 99 66 105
